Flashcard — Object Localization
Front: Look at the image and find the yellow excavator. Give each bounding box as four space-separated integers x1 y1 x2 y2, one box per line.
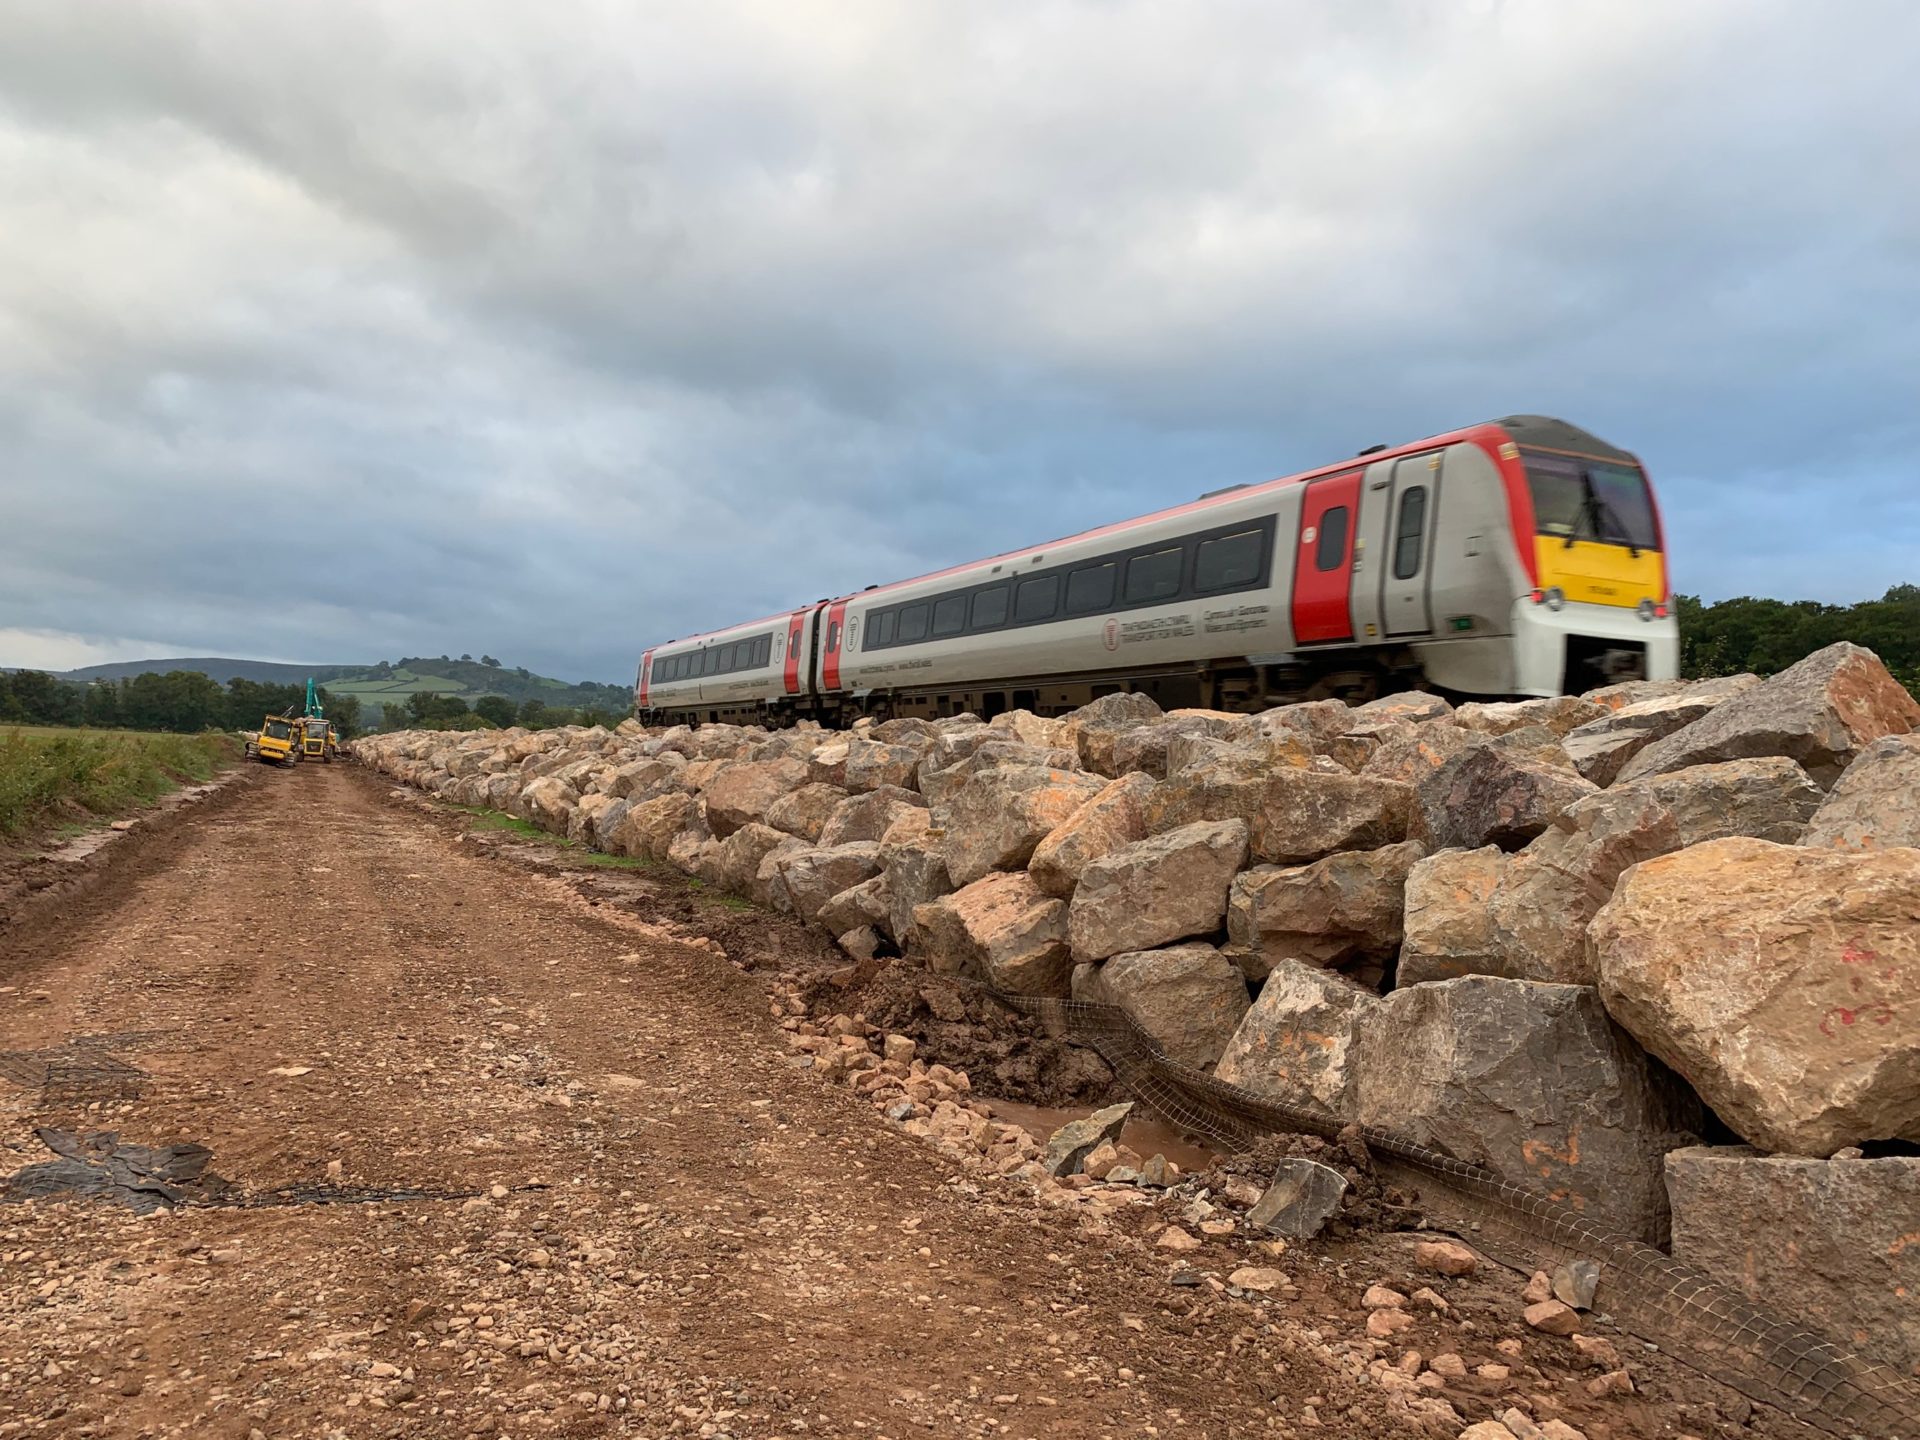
296 679 338 763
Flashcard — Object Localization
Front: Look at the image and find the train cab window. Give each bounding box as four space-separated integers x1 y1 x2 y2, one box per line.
932 594 967 637
1066 562 1116 615
1014 574 1060 623
897 603 930 643
1315 507 1350 571
1392 484 1428 579
1123 547 1183 604
872 610 896 647
970 585 1009 629
1194 529 1265 592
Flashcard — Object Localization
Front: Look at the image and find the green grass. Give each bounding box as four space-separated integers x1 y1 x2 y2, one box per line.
0 726 241 840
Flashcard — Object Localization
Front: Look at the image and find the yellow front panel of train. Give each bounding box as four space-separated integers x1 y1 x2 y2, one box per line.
1534 538 1664 607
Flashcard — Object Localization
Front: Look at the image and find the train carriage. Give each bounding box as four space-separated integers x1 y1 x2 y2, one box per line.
637 415 1678 727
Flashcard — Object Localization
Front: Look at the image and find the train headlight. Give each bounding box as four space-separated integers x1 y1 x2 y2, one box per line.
1542 586 1566 612
1637 597 1668 621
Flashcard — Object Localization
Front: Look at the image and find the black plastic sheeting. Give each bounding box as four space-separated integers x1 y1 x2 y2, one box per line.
2 1128 229 1214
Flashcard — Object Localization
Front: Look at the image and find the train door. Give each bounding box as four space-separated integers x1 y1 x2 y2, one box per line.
1380 452 1440 637
820 600 850 691
783 609 809 697
637 649 653 710
1291 472 1361 644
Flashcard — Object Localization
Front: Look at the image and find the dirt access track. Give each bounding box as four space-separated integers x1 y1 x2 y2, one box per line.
0 765 1803 1440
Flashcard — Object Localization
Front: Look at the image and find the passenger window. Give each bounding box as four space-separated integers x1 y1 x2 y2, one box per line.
872 610 896 647
1315 507 1350 572
970 585 1009 629
1066 562 1117 614
1123 547 1184 604
932 594 967 637
1194 529 1264 592
756 635 772 667
897 603 930 643
1392 487 1427 580
826 622 841 653
1014 574 1060 623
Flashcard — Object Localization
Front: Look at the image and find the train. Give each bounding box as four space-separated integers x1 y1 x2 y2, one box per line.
634 414 1678 727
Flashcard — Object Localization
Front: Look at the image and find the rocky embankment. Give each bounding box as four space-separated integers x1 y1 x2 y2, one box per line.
359 641 1920 1378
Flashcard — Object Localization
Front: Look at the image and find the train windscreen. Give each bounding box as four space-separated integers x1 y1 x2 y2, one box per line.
1523 451 1658 551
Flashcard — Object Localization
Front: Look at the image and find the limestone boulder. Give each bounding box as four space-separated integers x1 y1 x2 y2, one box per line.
912 872 1072 996
1802 733 1920 851
1214 960 1377 1116
776 842 884 927
1351 691 1454 724
1593 838 1920 1155
1073 942 1251 1069
882 831 952 951
818 785 927 848
844 738 930 794
1582 677 1693 710
1225 840 1423 980
1109 712 1236 779
1666 1148 1920 1374
1060 691 1164 776
1068 819 1249 962
701 757 810 838
1227 699 1356 754
1360 721 1478 788
712 822 792 898
936 765 1108 886
764 782 849 842
517 776 577 834
806 739 851 788
1453 695 1606 738
1561 677 1762 786
752 835 812 912
1352 977 1702 1242
567 792 626 848
1399 758 1824 987
1414 742 1598 852
1618 642 1920 788
987 709 1067 749
606 791 698 861
919 742 1078 807
604 755 685 802
1027 772 1154 899
1146 753 1412 864
815 873 893 942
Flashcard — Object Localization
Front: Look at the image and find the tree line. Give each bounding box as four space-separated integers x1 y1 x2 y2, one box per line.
390 692 626 732
0 671 365 736
1675 585 1917 695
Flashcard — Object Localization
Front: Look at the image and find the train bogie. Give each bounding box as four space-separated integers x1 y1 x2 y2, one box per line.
637 415 1680 726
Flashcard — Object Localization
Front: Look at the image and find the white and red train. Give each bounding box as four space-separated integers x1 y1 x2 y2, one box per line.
634 415 1678 726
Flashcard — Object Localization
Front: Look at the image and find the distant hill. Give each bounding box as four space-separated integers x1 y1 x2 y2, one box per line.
57 657 367 685
49 656 630 711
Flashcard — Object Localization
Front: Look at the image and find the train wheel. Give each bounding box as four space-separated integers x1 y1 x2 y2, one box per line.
1304 669 1381 704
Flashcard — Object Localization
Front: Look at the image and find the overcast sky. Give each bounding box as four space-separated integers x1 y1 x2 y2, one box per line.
2 1 1916 684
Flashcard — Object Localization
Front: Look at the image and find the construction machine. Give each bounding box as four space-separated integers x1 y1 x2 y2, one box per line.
297 678 336 763
247 713 299 765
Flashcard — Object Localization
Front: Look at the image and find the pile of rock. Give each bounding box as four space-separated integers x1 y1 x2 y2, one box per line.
359 641 1920 1369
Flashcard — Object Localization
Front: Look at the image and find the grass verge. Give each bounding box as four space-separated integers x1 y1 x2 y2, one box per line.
0 727 241 841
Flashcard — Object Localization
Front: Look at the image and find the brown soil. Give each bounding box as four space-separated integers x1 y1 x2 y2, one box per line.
0 765 1809 1439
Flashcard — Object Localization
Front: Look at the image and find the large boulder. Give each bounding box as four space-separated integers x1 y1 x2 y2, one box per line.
776 842 884 927
1145 753 1413 864
817 786 927 847
1109 712 1236 779
712 822 793 897
517 776 577 834
1351 691 1454 725
1414 743 1598 852
1617 642 1920 788
1666 1148 1920 1375
1453 695 1606 738
844 738 930 794
1225 840 1424 981
1068 819 1249 962
701 757 810 838
1060 692 1164 776
1593 838 1920 1155
1560 677 1761 787
913 872 1071 996
1027 772 1155 899
1214 960 1377 1116
987 709 1067 749
606 791 698 861
764 782 849 842
1399 758 1825 987
936 766 1108 886
883 831 952 951
1227 699 1357 754
1360 721 1478 788
1352 977 1702 1242
1073 942 1251 1069
816 874 894 942
604 755 685 802
567 791 625 848
918 741 1078 807
1801 733 1920 851
752 835 812 912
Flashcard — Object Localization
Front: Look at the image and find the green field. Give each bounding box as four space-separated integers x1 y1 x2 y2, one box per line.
0 726 240 841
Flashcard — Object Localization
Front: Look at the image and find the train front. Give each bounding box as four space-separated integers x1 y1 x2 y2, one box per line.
1500 418 1680 695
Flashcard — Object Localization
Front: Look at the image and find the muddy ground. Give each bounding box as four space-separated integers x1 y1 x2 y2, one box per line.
0 764 1806 1439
